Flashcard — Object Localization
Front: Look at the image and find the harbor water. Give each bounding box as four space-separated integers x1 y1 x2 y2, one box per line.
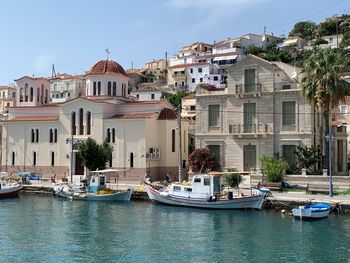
1 195 350 263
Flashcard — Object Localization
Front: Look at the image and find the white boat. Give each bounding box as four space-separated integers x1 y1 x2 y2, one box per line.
55 170 133 201
292 203 332 219
0 173 22 199
145 173 266 209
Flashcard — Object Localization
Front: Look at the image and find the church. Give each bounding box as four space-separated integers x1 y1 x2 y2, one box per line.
2 59 187 182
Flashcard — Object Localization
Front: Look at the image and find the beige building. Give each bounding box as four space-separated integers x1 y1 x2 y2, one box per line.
50 73 85 103
0 86 16 113
2 59 188 182
194 55 328 173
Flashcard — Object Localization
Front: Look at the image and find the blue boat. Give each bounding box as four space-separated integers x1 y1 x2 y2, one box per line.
292 203 332 219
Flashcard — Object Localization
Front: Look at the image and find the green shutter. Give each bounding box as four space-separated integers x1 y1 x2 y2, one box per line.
282 101 296 125
208 105 220 127
244 69 256 92
244 103 256 133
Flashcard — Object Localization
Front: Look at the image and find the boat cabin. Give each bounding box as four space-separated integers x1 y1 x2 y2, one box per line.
170 174 222 198
87 174 106 193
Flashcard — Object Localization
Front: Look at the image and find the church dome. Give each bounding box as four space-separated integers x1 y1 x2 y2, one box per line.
87 60 127 76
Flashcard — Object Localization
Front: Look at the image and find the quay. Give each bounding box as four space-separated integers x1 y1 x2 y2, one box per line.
19 181 350 214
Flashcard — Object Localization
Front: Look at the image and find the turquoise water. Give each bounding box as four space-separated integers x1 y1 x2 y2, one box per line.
1 196 350 263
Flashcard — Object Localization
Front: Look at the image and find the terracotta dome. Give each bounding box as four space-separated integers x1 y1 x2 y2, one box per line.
87 60 127 76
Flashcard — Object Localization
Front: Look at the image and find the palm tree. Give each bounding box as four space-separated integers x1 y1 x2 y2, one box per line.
301 48 350 172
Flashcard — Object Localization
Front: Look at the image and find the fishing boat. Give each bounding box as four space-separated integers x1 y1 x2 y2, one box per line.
145 172 266 209
0 173 22 198
292 203 332 219
55 170 133 201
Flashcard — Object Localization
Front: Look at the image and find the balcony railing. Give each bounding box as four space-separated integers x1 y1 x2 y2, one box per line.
235 83 262 94
172 73 186 78
229 123 272 134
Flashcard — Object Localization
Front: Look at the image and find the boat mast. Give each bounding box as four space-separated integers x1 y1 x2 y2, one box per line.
178 100 182 182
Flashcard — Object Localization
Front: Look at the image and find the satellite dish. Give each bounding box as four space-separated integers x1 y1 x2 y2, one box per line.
291 71 297 79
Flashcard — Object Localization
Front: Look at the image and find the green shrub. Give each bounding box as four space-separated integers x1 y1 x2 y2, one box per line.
260 155 288 182
225 171 241 189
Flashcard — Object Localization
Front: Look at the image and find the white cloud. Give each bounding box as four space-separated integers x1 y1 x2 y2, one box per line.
33 53 55 74
167 0 268 9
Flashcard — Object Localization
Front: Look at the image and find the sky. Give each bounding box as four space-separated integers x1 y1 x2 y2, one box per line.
0 0 349 84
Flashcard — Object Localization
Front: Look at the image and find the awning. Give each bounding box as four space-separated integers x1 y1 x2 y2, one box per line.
213 55 237 61
172 67 185 72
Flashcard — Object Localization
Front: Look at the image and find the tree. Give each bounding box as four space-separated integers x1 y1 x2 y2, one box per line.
225 168 242 189
78 138 113 172
294 145 322 173
188 148 215 173
289 21 317 40
260 155 288 182
300 48 350 170
166 90 187 108
318 19 337 37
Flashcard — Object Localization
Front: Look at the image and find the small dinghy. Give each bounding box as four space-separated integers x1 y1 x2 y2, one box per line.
292 203 332 219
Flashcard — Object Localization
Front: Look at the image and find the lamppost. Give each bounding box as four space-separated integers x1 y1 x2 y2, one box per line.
66 135 74 183
326 120 334 197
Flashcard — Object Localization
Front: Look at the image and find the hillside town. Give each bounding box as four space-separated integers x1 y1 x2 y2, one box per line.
1 13 350 189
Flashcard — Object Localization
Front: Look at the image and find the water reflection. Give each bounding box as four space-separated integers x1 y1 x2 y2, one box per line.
0 196 350 262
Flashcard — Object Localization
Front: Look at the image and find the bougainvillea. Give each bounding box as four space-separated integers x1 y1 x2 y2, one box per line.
188 148 216 173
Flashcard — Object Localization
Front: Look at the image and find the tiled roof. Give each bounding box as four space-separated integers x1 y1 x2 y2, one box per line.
158 108 177 120
9 116 59 121
108 112 158 119
0 86 16 90
182 93 196 99
86 60 127 76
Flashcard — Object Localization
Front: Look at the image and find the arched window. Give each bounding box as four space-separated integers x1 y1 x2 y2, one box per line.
33 152 37 166
107 128 111 143
79 108 84 135
108 81 112 96
172 129 176 152
112 82 116 96
86 111 91 135
25 83 28 102
30 87 34 102
109 152 113 167
37 87 40 102
49 129 53 143
51 152 55 166
130 152 134 168
11 152 15 165
41 84 44 104
112 128 115 143
31 129 35 143
98 81 101 95
71 112 76 135
20 88 23 102
36 129 39 143
93 82 97 95
54 128 58 143
45 89 48 103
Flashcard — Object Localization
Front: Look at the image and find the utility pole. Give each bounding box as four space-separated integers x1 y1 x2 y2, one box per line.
178 101 182 182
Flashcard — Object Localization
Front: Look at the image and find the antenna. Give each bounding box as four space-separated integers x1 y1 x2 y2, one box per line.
105 48 111 60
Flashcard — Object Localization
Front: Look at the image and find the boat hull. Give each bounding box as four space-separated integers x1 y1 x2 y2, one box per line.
0 186 22 199
292 204 331 219
58 189 133 201
146 185 265 209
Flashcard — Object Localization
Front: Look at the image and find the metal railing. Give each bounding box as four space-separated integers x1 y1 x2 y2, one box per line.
235 83 262 94
229 123 271 134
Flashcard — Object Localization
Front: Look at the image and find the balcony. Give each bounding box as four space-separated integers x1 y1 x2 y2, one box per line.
229 123 272 137
235 83 262 97
172 73 186 81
